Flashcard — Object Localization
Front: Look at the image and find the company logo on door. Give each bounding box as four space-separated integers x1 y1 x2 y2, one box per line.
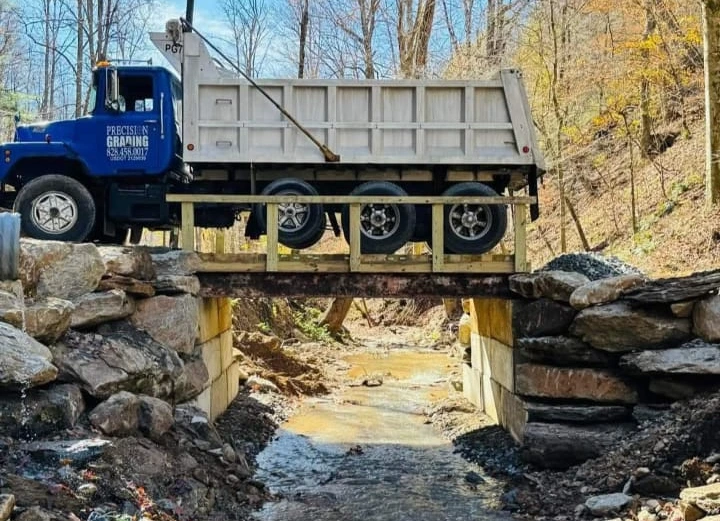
106 125 149 162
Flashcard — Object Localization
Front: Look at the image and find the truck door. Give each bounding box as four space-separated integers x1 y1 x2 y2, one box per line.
84 70 164 176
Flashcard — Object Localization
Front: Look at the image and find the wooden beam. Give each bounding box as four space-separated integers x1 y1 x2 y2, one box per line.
266 203 278 272
197 272 513 298
349 203 361 272
514 203 528 272
167 194 537 205
432 203 444 272
181 202 195 251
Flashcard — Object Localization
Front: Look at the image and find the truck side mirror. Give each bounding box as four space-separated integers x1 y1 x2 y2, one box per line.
105 67 121 113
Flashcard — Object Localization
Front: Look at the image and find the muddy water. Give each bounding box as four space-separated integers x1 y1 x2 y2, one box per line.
253 350 511 521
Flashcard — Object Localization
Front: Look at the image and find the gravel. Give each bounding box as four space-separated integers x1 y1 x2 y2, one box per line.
540 252 643 281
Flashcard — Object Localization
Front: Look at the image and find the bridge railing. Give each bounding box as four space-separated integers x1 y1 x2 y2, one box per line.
165 194 536 274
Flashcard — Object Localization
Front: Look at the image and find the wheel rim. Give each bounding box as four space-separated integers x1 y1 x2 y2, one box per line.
448 203 492 241
359 203 401 240
275 190 310 233
30 191 78 235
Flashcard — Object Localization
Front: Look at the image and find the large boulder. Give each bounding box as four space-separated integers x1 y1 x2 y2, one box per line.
97 246 155 280
138 395 174 440
130 295 198 354
514 299 577 339
516 336 614 367
71 290 135 329
35 243 106 300
0 384 85 438
693 295 720 342
569 274 646 310
584 493 633 517
89 391 140 436
524 402 631 423
175 357 210 402
620 339 720 375
149 248 201 276
0 495 15 521
97 275 156 298
515 364 638 403
51 322 183 399
680 483 720 514
0 322 57 388
23 298 74 344
18 239 72 294
509 271 590 302
0 286 24 329
570 302 691 352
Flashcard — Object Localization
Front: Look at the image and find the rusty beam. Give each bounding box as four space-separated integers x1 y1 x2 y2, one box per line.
197 272 512 299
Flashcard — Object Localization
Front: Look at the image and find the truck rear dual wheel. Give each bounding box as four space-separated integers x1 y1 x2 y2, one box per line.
341 181 416 254
14 175 96 242
254 178 327 250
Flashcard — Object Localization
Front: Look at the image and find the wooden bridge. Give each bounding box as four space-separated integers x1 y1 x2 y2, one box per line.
167 193 535 298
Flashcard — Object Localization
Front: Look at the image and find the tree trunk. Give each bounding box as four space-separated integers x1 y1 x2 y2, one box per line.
76 0 84 117
703 0 720 205
298 0 309 78
640 0 657 155
320 298 354 333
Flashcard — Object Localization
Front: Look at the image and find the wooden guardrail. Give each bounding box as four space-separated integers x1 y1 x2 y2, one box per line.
165 194 536 274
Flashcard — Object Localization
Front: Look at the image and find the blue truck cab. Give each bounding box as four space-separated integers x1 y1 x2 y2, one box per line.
0 63 191 242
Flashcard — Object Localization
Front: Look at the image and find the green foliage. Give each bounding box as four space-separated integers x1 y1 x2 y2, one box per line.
292 306 334 343
257 321 271 334
632 230 656 255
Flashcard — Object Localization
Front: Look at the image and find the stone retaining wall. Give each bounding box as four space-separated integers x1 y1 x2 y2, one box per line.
462 270 720 469
0 239 238 438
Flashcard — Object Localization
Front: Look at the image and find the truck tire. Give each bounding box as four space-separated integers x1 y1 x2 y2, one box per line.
341 181 416 254
14 175 96 242
441 182 507 254
254 178 326 250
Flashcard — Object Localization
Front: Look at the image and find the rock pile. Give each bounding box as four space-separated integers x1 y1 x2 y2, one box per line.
500 267 720 470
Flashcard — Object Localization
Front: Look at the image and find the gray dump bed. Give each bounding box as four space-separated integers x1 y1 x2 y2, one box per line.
152 23 544 170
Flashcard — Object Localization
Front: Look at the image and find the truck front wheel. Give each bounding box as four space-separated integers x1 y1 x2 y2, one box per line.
14 175 96 242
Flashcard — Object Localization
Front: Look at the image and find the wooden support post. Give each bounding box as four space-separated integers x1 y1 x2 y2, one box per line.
320 297 354 333
181 202 195 251
514 203 528 272
215 229 226 254
432 203 444 272
349 203 361 272
266 203 279 272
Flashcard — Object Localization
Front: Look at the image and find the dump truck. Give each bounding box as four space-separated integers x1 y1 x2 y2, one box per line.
0 19 544 254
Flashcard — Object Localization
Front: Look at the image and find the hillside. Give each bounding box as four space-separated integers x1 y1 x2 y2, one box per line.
526 97 720 277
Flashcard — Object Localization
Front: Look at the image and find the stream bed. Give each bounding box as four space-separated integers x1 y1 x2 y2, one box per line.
252 349 512 521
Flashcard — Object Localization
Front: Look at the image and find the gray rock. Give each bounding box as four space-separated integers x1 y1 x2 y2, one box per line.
174 405 223 448
154 275 201 296
509 270 590 302
649 378 699 400
693 295 720 342
35 243 105 300
23 297 74 344
97 246 155 280
149 248 202 276
89 391 140 436
569 274 646 310
16 506 52 521
138 395 174 440
175 357 210 402
570 302 691 352
52 323 183 399
130 294 198 354
522 423 634 469
584 493 633 516
0 285 24 328
0 384 85 438
18 438 110 466
632 404 670 424
0 322 57 388
246 375 279 393
18 239 72 295
620 340 720 374
516 336 614 367
514 299 577 339
524 402 631 423
71 290 135 329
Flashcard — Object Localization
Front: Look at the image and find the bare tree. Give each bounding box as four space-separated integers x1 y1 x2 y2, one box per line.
221 0 270 77
396 0 437 78
702 0 720 205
